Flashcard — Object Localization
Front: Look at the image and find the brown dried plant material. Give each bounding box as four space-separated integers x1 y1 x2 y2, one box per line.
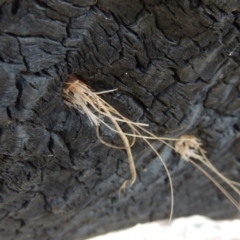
62 74 240 221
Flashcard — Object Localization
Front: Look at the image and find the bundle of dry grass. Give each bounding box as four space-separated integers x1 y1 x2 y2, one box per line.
62 74 240 221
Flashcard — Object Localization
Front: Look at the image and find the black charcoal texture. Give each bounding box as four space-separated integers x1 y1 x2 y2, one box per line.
0 0 240 239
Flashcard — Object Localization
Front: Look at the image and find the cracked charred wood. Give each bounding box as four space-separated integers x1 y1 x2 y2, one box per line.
0 0 240 240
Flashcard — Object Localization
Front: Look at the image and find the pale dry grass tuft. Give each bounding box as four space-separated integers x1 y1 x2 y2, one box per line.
174 135 204 162
175 135 240 211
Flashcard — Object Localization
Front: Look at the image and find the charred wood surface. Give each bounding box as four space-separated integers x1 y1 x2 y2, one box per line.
0 1 240 239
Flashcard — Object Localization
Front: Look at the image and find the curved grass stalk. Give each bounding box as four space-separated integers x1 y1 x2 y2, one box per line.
95 96 137 189
128 127 174 225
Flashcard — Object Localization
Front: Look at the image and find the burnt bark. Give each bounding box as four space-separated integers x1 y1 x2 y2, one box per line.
0 0 240 239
